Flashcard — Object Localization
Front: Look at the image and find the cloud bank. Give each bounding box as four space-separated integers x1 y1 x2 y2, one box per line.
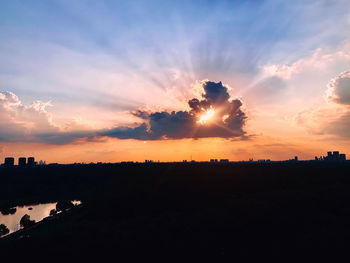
0 81 247 144
101 80 247 140
0 91 94 144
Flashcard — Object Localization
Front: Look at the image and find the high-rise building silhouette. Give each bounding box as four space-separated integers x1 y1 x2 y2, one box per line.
28 157 35 166
321 151 346 162
18 157 27 167
340 154 346 161
4 157 15 168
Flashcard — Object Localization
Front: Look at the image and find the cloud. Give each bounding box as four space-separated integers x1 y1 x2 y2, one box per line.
0 81 247 144
263 49 350 81
293 71 350 138
0 91 56 141
101 80 247 140
327 71 350 105
0 91 96 144
321 72 350 138
312 71 350 138
323 111 350 138
258 48 350 104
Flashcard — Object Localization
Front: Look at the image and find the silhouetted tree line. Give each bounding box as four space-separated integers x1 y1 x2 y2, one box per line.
2 162 350 261
0 224 9 237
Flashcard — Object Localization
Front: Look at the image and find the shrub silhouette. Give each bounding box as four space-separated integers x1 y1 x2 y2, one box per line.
20 214 35 228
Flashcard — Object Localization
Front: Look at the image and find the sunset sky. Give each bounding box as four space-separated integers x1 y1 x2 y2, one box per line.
1 0 350 163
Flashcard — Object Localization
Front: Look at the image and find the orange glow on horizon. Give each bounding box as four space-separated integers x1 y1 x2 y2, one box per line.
1 134 350 164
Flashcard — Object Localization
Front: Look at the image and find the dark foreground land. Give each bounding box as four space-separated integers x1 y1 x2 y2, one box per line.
1 162 350 261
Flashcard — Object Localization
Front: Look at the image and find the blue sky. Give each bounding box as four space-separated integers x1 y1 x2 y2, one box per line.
2 1 348 76
0 0 350 162
1 1 348 96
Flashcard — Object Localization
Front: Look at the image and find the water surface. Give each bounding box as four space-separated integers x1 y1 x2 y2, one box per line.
0 200 81 236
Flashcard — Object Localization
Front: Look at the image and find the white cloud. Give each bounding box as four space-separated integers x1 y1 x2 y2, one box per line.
326 71 350 104
292 70 350 138
0 91 94 144
263 48 350 81
0 91 58 141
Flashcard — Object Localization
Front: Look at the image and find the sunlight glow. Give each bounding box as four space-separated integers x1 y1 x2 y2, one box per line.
198 109 215 124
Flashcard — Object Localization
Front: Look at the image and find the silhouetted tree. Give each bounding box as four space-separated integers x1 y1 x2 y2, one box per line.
50 209 57 215
56 200 74 212
0 207 16 215
0 224 9 237
20 214 35 228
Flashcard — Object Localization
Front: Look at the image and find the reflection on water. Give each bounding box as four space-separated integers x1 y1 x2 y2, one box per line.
0 200 81 237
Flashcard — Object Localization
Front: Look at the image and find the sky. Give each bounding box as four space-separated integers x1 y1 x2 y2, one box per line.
1 0 350 163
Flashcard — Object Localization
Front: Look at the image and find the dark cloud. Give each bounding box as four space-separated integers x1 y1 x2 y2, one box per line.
33 131 97 145
100 80 247 140
327 71 350 104
101 123 151 140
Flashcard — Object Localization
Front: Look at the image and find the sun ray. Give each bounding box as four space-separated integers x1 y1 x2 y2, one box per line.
198 109 215 124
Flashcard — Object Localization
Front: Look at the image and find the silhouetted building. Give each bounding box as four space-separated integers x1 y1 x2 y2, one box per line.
18 157 27 167
210 159 218 163
4 157 15 168
38 160 46 166
220 159 229 163
322 151 346 162
340 154 346 161
28 157 35 166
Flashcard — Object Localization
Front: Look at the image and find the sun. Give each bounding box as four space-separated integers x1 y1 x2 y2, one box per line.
198 109 215 124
